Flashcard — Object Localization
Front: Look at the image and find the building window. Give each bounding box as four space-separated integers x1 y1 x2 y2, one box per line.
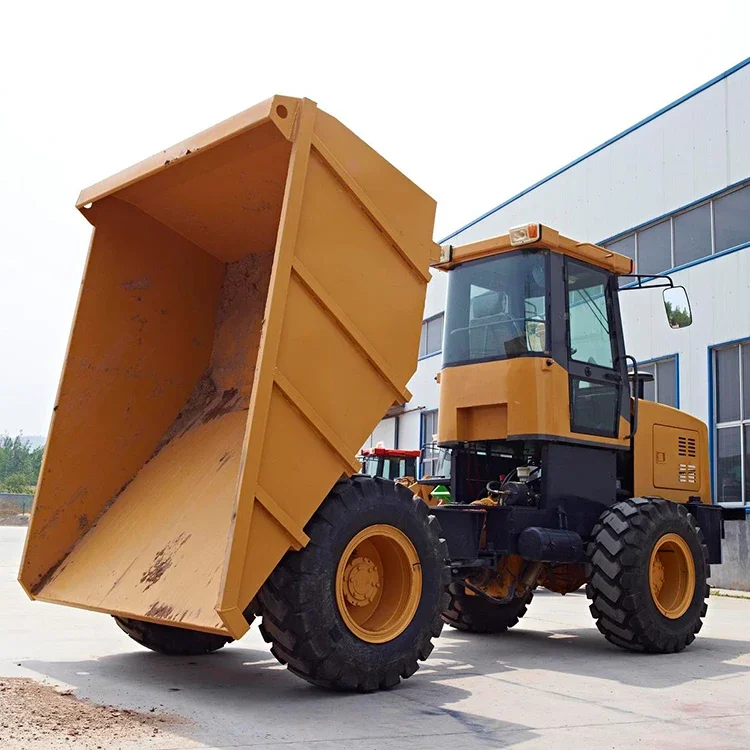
636 219 672 275
673 203 711 266
712 342 750 505
420 410 440 475
603 180 750 275
713 185 750 253
419 314 444 358
637 356 678 408
607 234 635 263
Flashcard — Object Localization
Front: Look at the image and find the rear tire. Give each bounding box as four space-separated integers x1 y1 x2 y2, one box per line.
257 475 449 691
442 584 533 633
586 497 709 653
113 616 234 656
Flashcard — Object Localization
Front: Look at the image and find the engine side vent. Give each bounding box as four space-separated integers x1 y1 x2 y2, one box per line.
679 464 697 484
678 436 697 458
653 425 700 491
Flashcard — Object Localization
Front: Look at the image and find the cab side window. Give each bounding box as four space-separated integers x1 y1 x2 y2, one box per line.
566 260 620 438
567 262 615 369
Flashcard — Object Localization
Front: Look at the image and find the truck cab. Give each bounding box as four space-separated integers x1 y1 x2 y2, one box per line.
434 223 709 510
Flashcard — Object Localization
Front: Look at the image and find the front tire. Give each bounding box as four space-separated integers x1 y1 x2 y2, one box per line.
586 497 709 653
257 475 449 691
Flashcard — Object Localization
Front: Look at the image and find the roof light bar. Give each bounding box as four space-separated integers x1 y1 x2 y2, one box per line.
509 223 541 246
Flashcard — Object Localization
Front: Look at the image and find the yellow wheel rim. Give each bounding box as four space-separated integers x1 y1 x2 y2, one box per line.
649 532 695 619
335 524 422 644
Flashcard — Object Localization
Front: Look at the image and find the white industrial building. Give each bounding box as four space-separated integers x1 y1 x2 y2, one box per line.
367 57 750 582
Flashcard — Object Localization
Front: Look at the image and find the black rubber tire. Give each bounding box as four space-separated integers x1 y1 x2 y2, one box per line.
442 583 533 633
256 475 450 692
113 616 235 656
586 497 709 653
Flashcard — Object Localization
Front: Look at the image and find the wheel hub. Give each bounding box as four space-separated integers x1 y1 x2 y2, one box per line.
334 524 422 644
651 556 665 594
649 532 695 619
342 556 380 607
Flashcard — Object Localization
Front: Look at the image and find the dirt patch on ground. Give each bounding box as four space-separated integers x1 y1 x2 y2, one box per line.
0 678 188 749
0 497 31 522
0 513 30 527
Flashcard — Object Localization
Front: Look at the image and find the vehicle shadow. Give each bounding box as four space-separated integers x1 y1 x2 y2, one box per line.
24 643 536 749
432 591 750 690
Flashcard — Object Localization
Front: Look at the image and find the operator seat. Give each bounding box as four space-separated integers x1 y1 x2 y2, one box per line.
469 292 524 360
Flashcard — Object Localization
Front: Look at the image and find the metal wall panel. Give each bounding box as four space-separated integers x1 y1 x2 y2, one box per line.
728 65 750 185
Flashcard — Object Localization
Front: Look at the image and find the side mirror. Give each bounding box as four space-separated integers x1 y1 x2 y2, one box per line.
663 286 692 329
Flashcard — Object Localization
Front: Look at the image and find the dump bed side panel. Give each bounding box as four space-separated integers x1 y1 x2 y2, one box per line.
218 103 438 632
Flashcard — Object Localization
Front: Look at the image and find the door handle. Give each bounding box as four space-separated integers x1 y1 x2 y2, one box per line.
603 372 622 382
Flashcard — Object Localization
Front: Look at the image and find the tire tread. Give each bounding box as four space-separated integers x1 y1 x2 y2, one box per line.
257 476 450 691
586 497 709 654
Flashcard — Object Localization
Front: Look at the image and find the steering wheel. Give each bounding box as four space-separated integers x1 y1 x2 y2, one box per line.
486 480 504 497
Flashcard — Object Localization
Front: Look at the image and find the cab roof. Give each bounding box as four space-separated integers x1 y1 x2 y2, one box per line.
434 223 633 276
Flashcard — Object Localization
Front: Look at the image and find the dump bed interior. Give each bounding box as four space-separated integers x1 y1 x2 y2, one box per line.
19 96 439 637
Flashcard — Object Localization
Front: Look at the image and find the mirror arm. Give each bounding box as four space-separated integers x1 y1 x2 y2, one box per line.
618 273 674 291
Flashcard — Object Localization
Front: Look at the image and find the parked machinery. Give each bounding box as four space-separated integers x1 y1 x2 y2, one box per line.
358 446 420 482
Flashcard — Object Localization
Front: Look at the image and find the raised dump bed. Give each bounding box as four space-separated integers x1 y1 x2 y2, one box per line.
19 96 439 640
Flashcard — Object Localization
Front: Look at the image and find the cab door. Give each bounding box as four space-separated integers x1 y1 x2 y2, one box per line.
564 259 628 440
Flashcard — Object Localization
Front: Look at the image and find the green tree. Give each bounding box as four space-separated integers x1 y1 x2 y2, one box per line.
664 300 692 328
0 434 44 490
1 472 33 494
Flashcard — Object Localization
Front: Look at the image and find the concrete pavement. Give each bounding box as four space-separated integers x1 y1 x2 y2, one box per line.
2 526 750 749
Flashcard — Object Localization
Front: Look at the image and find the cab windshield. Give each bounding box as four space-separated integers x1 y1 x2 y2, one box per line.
443 250 548 367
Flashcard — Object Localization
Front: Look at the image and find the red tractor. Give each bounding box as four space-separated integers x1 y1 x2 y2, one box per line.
358 446 420 482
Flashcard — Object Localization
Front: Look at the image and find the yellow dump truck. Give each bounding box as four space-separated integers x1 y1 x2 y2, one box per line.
20 97 736 692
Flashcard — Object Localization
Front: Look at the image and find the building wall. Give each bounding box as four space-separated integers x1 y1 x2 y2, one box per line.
365 418 398 450
710 520 750 590
444 62 750 249
363 270 445 451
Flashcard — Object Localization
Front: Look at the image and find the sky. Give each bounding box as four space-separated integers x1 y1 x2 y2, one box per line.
1 1 750 436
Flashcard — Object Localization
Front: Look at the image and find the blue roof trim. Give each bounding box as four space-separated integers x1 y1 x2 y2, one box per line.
440 55 750 245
